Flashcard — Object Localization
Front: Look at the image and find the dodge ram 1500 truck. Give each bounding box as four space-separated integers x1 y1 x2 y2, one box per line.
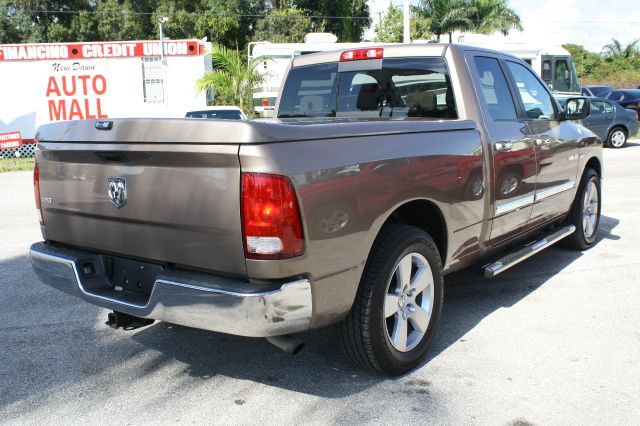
29 44 602 375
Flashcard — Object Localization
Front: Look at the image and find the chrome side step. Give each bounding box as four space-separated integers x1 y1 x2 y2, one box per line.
484 225 576 278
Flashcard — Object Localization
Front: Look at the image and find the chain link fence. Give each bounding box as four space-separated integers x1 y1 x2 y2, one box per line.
0 143 36 159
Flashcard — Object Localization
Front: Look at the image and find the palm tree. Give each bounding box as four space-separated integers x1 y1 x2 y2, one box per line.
469 0 522 35
196 44 267 116
415 0 473 43
414 0 521 43
602 39 639 60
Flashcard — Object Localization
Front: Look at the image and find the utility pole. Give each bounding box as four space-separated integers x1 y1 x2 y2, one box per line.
159 16 169 63
403 0 410 44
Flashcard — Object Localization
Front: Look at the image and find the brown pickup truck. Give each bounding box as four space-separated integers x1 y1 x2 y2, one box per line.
30 44 602 375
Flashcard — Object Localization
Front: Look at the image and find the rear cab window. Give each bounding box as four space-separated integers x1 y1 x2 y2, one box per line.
278 57 457 119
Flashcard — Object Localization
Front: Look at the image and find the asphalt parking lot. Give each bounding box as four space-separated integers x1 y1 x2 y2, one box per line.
1 143 639 425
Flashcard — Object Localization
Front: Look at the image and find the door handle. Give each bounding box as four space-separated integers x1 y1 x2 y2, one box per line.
494 141 513 152
535 138 550 146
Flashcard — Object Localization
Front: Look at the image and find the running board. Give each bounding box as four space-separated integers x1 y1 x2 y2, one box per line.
484 225 576 278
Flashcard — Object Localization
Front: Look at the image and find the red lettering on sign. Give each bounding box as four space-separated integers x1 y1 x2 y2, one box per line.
78 75 90 95
68 99 83 120
61 76 76 96
0 131 23 150
93 75 107 95
46 77 61 96
45 74 109 122
48 100 66 121
96 98 107 118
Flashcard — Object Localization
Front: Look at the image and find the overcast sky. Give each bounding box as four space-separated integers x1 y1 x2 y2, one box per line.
366 0 640 52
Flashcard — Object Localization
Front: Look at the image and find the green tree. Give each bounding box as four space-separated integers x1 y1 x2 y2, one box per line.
602 39 639 60
0 0 90 43
373 4 403 43
254 6 313 43
373 4 432 43
96 0 147 41
563 44 603 79
295 0 371 42
413 0 521 43
414 0 472 43
469 0 522 35
196 44 267 116
0 1 33 43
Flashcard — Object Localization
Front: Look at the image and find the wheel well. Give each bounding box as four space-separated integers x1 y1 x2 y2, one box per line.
585 157 601 177
383 200 447 263
609 125 628 137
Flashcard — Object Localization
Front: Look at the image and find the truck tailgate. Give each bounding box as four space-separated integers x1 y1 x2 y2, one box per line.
36 141 246 276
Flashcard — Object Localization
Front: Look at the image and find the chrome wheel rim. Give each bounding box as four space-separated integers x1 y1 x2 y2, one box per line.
384 252 434 352
471 176 484 198
610 130 626 148
582 181 599 239
500 175 519 196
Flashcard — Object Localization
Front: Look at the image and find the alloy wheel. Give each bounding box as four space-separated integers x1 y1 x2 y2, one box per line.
582 180 599 239
384 252 434 352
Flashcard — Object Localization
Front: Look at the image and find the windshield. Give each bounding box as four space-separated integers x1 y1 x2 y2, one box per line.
278 57 457 119
590 86 613 96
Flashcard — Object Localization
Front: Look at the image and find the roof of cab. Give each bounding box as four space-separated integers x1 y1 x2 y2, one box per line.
291 43 522 67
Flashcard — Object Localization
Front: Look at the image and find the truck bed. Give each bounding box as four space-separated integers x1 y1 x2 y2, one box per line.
35 118 477 277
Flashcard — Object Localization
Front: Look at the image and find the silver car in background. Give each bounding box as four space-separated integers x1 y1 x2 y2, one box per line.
560 96 639 148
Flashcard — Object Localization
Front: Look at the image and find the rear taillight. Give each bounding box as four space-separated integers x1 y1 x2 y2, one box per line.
34 162 44 225
241 173 305 260
340 48 383 62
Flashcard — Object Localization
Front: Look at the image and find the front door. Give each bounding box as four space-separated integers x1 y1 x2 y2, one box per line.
504 60 580 227
582 100 612 140
467 54 538 244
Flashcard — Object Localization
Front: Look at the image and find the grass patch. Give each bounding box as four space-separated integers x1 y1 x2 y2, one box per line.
0 157 34 173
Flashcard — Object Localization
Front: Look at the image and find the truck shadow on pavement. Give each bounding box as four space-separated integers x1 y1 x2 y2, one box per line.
130 215 621 394
0 216 620 409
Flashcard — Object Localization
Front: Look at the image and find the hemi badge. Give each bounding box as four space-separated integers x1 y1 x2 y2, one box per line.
95 120 113 130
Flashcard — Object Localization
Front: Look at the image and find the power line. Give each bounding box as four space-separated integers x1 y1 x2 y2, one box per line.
9 9 640 24
12 9 372 20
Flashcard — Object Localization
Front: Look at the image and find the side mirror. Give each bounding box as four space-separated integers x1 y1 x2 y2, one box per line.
562 97 590 120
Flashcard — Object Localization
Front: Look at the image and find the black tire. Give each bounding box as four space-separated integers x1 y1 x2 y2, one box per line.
607 127 627 149
562 167 601 250
339 224 444 375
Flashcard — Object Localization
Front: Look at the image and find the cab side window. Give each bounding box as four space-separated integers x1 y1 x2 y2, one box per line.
473 56 517 120
506 61 556 120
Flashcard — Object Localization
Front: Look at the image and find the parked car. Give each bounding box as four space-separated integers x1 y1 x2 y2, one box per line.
581 85 613 98
30 44 602 375
185 106 247 120
559 97 639 148
604 89 640 120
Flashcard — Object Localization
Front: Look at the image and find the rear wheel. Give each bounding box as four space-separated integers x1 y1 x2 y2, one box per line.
562 167 601 250
339 224 444 375
607 127 627 148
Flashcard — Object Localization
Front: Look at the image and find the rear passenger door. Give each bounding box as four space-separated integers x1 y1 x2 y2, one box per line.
467 53 538 245
504 60 580 226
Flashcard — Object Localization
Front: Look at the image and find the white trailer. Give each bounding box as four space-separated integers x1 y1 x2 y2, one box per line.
451 33 581 95
0 39 210 156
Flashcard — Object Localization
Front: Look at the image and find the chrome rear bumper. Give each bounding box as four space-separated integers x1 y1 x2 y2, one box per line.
29 242 312 337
